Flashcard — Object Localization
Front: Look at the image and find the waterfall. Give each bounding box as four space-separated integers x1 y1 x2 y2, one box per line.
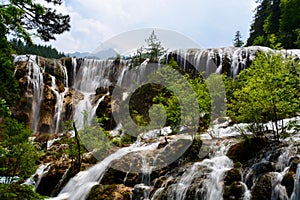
72 91 108 129
73 59 113 92
23 163 51 189
291 164 300 200
14 55 45 133
166 140 233 200
53 141 159 200
50 75 67 134
72 59 116 129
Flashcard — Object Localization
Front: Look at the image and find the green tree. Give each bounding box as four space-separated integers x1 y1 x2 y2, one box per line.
228 52 300 139
1 0 70 43
0 112 41 183
145 30 166 63
233 31 244 47
279 0 300 48
247 0 271 46
247 0 300 49
11 39 65 58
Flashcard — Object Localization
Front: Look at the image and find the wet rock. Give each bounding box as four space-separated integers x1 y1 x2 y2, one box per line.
96 86 108 95
245 161 275 189
289 156 300 173
36 163 69 196
282 172 295 197
96 94 117 130
132 184 153 200
224 168 242 185
251 173 275 200
223 181 245 200
87 184 132 200
227 137 268 164
39 57 68 83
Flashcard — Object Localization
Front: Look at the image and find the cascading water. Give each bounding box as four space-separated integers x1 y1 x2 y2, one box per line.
14 55 45 133
23 163 51 189
291 164 300 200
165 140 233 200
50 75 67 134
72 59 116 129
53 141 160 200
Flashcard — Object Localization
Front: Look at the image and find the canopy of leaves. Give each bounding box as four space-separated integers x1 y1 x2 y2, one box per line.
0 0 70 42
227 52 300 137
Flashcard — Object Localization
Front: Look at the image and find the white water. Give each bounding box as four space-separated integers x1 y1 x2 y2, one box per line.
73 59 113 92
23 163 51 189
171 46 300 79
53 141 159 200
291 164 300 200
50 75 68 134
167 140 233 200
72 59 117 129
23 55 44 133
71 58 77 87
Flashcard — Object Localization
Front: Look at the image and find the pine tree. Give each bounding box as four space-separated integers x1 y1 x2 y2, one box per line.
145 30 166 63
233 31 244 47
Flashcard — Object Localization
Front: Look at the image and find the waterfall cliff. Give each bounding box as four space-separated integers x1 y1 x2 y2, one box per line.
13 46 300 135
13 46 300 200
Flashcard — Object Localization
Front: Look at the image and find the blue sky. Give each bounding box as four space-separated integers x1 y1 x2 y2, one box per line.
38 0 258 53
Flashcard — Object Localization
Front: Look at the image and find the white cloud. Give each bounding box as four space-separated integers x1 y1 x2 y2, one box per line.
37 0 257 53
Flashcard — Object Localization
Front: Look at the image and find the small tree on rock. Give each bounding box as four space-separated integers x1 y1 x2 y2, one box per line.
233 31 244 47
145 30 166 63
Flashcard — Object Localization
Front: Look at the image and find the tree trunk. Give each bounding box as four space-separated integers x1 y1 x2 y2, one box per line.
72 122 81 171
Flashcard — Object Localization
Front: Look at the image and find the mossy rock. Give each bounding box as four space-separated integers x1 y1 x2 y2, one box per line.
251 173 274 200
87 184 132 200
282 172 295 197
224 168 242 185
223 181 245 200
227 137 268 164
289 156 300 173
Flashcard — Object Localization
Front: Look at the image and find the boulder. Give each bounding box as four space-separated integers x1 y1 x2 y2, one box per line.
86 184 132 200
251 173 275 200
223 181 245 200
282 172 295 197
224 168 242 185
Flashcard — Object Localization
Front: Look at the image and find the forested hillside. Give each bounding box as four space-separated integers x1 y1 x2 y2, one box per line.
247 0 300 49
11 39 65 59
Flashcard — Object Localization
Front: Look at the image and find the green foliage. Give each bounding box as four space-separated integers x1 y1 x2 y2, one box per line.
145 30 167 63
76 113 111 158
247 0 300 49
127 63 211 134
0 98 11 117
227 52 300 139
1 0 70 42
0 184 46 200
10 39 65 58
279 0 300 48
233 31 244 47
0 117 41 183
0 38 20 107
130 30 166 67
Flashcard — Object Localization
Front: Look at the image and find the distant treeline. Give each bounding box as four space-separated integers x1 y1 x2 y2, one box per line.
10 39 65 59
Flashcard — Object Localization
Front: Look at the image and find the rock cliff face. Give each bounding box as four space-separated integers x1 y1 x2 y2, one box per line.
12 47 300 134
